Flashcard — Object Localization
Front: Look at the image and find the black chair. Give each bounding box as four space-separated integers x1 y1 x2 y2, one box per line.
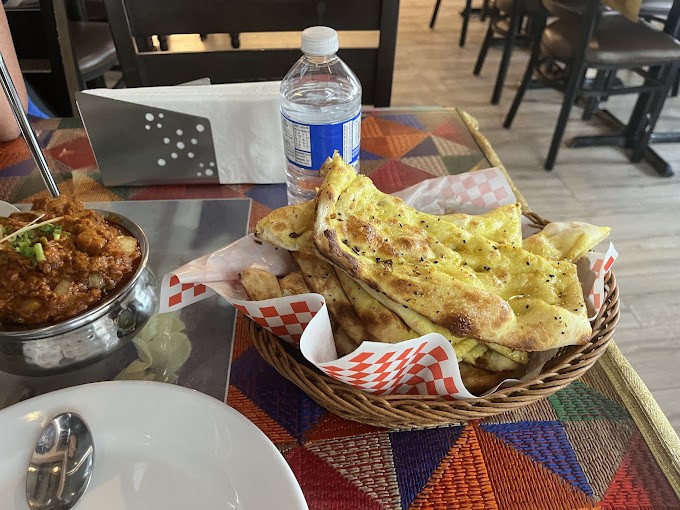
503 0 680 172
6 0 117 116
103 0 399 107
430 0 492 47
473 0 542 103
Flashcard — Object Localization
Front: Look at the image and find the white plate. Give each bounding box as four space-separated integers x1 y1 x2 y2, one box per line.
0 381 307 510
0 201 19 217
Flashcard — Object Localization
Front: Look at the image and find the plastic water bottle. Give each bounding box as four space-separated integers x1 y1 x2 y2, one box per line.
280 26 362 204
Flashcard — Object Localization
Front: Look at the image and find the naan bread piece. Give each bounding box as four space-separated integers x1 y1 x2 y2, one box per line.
443 203 523 246
335 268 417 343
291 250 370 345
523 221 611 263
459 363 516 395
255 201 315 251
256 198 522 249
486 343 529 364
313 153 591 352
357 279 484 361
239 268 282 300
334 327 362 356
279 271 311 296
476 349 521 372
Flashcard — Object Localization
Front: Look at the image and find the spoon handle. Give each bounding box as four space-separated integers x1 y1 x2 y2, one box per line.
0 50 60 198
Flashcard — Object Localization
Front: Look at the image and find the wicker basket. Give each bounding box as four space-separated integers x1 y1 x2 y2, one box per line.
248 212 620 429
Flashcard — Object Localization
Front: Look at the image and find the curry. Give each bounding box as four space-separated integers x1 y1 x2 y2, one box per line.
0 197 141 327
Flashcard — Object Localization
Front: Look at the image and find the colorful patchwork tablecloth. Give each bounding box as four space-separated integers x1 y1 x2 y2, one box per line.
1 107 678 509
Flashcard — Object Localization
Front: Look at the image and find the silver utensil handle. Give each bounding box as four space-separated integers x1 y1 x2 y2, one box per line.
0 50 60 198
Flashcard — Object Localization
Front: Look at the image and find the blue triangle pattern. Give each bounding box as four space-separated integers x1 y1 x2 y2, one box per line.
481 421 593 497
230 347 325 441
359 148 383 161
389 425 464 510
379 113 426 131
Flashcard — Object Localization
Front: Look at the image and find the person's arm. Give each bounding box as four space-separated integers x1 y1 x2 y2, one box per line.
0 4 28 141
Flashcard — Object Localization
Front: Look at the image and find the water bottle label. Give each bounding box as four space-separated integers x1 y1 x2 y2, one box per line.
281 110 361 171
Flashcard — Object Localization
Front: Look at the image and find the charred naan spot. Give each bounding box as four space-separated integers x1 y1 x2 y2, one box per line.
442 315 477 337
289 232 302 238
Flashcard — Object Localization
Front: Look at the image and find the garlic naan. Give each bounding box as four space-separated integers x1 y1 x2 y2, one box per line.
314 154 591 351
523 221 611 263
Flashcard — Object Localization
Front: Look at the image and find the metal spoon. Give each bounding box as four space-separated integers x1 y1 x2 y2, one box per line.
26 413 94 510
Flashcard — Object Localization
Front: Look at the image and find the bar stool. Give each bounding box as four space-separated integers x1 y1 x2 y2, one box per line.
430 0 492 47
503 0 680 172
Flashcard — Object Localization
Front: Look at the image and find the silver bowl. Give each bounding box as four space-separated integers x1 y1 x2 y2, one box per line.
0 211 157 376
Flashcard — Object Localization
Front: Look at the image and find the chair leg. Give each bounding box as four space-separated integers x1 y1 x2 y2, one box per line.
491 0 524 104
481 0 490 20
581 69 606 121
671 68 679 97
630 63 677 162
503 11 546 128
430 0 442 29
460 0 472 47
474 20 495 76
545 63 588 170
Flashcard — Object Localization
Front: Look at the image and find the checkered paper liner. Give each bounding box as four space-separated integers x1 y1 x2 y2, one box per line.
160 169 617 398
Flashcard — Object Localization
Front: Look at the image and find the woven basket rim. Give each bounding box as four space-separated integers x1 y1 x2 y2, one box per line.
246 212 620 427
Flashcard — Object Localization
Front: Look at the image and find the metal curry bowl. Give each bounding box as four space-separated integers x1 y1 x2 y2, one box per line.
0 211 157 376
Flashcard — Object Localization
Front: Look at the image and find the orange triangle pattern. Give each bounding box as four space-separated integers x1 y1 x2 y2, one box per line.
411 424 498 510
227 386 296 445
599 432 679 509
307 432 400 510
476 424 598 510
361 115 383 138
303 411 385 442
432 121 476 147
362 133 429 160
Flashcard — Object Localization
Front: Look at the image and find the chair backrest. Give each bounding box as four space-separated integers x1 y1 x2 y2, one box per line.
103 0 400 106
6 0 83 116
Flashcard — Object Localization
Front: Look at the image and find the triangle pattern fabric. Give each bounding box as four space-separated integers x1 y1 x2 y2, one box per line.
400 155 449 177
369 159 437 194
285 446 385 510
431 135 476 157
482 397 559 424
307 432 400 510
580 363 627 408
229 347 325 441
548 381 631 421
303 411 385 442
71 172 127 202
360 158 390 177
227 386 296 446
362 132 430 160
389 424 464 510
481 421 592 497
231 313 253 361
432 120 477 148
476 425 598 510
441 154 486 175
360 148 384 161
411 424 499 510
414 110 454 132
379 113 426 131
599 432 678 509
402 136 441 158
361 115 382 138
562 419 636 501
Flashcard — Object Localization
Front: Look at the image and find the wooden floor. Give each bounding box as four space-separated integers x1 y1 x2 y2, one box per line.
392 0 680 432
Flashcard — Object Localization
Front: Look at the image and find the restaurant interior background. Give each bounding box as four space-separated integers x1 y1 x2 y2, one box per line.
4 0 679 435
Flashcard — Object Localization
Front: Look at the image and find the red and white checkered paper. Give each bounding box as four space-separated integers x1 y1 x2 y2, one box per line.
159 169 617 398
